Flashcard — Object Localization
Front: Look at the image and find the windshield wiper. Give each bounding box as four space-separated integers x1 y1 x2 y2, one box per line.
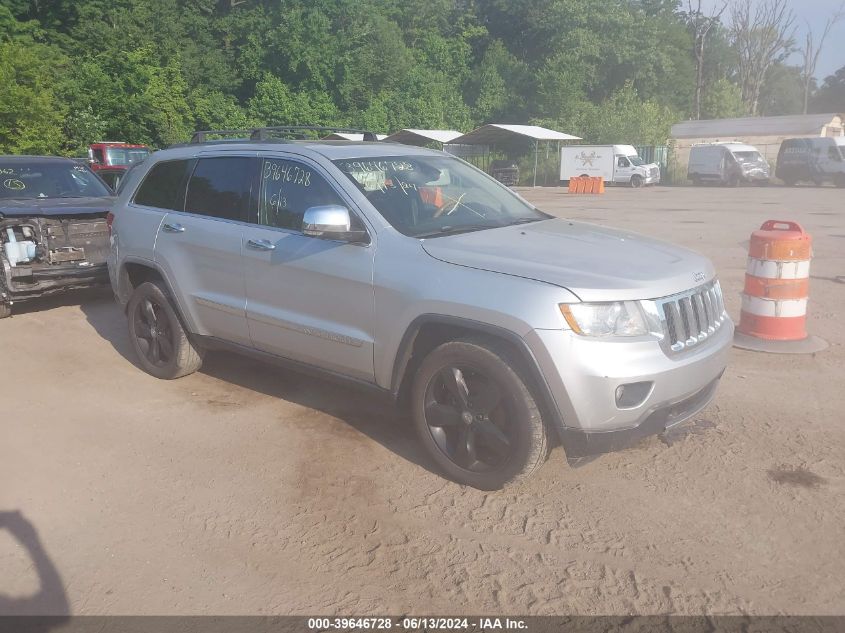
506 217 545 226
415 223 500 239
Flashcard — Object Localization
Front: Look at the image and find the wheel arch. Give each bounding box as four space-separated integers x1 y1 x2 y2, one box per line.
117 259 197 333
390 314 565 433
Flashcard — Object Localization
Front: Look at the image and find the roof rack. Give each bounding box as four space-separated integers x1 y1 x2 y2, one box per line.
189 126 380 144
190 129 252 143
250 126 380 141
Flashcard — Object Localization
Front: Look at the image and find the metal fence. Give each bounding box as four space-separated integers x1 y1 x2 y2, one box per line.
452 142 787 187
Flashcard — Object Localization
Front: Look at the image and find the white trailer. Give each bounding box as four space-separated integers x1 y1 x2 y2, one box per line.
560 144 660 188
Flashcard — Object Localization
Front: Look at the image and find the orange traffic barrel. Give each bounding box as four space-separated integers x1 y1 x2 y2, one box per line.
734 220 827 354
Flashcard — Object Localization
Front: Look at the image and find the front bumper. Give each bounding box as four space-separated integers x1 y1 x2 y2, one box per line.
743 172 770 182
2 261 109 303
526 318 733 456
643 172 661 185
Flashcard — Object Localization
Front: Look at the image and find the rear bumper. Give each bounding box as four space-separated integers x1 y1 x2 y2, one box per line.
526 319 733 456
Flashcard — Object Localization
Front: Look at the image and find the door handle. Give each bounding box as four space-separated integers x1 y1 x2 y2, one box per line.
247 238 276 251
162 222 185 233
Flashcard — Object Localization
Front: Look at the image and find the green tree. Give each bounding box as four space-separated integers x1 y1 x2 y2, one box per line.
575 83 678 145
247 74 341 129
811 65 845 113
0 38 66 154
700 78 748 119
758 63 805 116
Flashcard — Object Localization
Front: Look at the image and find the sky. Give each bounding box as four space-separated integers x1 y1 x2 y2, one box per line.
788 0 845 80
702 0 845 80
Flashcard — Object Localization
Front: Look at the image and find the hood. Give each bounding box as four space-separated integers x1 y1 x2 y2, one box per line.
0 196 115 219
421 219 716 302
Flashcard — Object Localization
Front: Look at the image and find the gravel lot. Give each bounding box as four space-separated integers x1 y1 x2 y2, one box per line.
1 185 843 616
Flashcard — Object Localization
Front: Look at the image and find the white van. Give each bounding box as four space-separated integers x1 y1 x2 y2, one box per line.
560 145 660 188
687 142 770 186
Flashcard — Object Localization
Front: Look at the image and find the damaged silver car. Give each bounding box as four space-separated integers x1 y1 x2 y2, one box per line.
0 156 114 318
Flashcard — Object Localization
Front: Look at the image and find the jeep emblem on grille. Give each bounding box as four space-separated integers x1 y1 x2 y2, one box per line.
693 271 706 282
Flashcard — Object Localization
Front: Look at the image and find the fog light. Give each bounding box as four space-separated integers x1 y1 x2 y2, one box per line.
615 381 653 409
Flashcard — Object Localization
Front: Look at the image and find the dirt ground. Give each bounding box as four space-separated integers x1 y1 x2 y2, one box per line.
1 185 843 617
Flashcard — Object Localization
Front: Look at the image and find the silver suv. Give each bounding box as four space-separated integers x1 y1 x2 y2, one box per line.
108 127 733 489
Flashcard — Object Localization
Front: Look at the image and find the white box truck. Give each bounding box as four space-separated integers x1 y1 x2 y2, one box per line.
560 145 660 188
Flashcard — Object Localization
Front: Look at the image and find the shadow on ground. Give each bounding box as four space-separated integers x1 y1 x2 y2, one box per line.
78 295 438 478
0 511 69 627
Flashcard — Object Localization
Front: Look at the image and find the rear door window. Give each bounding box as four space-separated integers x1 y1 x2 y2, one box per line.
185 157 257 221
134 160 194 210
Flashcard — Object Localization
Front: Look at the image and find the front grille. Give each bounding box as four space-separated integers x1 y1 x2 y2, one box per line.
649 166 659 178
657 281 726 353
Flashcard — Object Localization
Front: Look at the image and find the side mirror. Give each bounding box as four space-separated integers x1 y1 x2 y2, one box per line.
302 205 368 243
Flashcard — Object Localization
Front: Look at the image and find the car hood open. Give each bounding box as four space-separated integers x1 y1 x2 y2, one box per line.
421 218 716 302
0 196 115 218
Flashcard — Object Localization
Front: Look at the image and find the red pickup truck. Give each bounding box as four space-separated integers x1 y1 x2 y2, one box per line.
87 142 151 172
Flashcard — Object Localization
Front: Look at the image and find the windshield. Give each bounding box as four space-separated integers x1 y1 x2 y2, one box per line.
0 161 112 199
106 147 150 166
628 155 645 166
333 155 549 237
733 151 764 164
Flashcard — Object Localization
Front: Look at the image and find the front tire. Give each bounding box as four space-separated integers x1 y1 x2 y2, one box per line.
411 339 548 489
0 302 10 319
630 175 643 188
127 281 203 379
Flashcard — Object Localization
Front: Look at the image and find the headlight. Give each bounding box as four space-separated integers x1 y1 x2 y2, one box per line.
559 301 648 337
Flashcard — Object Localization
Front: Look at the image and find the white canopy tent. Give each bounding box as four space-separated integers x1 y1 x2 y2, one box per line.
451 124 582 186
383 129 464 146
321 132 387 141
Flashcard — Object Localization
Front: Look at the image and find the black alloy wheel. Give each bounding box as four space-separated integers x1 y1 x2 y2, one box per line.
411 339 548 489
423 365 513 473
127 281 203 379
133 296 176 368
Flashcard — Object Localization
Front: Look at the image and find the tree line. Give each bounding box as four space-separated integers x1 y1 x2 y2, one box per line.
1 0 843 156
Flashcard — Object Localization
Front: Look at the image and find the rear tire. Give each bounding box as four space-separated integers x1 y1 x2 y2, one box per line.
410 339 548 490
127 281 203 379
